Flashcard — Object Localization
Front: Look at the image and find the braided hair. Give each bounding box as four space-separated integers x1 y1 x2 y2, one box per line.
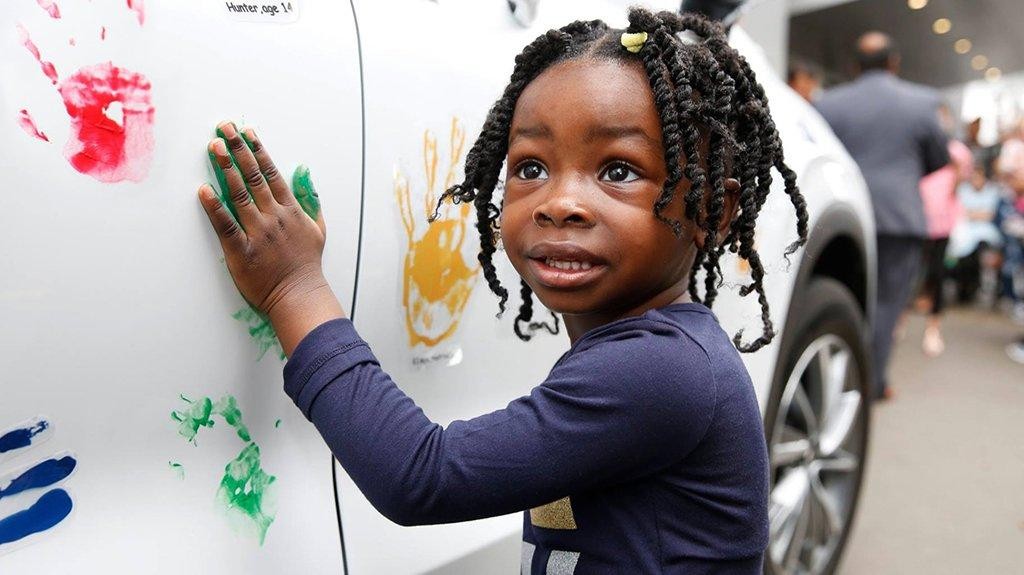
432 8 808 353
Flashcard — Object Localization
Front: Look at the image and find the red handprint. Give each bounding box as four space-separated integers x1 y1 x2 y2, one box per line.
16 2 155 183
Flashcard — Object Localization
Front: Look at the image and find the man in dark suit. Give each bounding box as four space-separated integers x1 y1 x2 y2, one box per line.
817 32 950 399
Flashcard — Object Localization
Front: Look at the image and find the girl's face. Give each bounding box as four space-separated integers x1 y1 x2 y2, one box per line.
501 58 712 335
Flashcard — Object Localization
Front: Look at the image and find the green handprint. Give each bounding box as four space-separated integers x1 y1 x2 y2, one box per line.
231 306 284 362
170 395 214 443
219 443 276 544
171 395 275 545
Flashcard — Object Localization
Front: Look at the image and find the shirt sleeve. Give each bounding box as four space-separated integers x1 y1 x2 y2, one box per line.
283 318 718 526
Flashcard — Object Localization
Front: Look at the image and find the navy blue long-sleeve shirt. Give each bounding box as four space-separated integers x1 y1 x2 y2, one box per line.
284 302 769 574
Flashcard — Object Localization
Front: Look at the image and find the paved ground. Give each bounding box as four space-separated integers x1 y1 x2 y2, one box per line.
841 307 1024 574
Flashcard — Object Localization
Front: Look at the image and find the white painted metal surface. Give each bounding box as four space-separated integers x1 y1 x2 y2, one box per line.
0 1 360 570
0 1 873 573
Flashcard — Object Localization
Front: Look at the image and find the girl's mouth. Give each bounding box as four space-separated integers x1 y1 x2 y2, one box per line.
543 258 593 271
523 241 609 289
527 257 607 289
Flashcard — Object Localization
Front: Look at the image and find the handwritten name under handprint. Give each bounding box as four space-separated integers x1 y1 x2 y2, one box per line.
16 2 154 183
395 118 479 348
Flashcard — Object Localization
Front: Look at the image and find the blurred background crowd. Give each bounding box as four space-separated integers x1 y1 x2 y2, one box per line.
749 2 1023 570
780 0 1024 380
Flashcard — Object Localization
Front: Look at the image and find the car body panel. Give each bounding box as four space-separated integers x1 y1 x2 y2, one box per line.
0 1 359 570
0 1 873 573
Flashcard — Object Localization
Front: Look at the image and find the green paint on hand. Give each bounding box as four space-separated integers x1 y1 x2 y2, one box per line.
208 150 238 223
292 165 320 220
232 305 285 361
274 419 281 429
218 443 276 545
209 121 253 223
169 461 185 480
171 393 277 545
216 122 255 197
239 128 256 152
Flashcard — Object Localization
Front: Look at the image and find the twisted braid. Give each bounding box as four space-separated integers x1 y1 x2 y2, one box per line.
668 9 808 349
689 45 736 306
630 26 686 235
513 279 560 341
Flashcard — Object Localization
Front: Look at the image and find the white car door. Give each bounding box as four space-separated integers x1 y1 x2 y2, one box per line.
0 2 360 571
344 1 623 573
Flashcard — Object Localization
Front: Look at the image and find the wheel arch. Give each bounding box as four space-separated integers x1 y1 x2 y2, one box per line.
794 204 873 327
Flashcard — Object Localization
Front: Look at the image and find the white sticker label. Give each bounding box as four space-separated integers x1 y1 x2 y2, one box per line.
411 346 464 369
224 1 299 23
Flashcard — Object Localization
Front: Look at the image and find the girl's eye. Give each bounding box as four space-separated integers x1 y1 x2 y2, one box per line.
514 161 548 180
600 162 640 183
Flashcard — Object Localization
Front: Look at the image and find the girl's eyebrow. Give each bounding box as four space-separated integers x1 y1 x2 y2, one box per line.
510 124 658 149
509 124 553 144
584 125 659 149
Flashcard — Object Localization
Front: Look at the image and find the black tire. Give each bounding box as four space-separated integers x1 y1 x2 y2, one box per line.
763 278 872 575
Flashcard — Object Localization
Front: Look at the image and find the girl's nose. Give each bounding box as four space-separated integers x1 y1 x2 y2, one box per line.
532 182 595 229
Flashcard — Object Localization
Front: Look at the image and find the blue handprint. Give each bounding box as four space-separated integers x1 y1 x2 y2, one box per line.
0 417 76 553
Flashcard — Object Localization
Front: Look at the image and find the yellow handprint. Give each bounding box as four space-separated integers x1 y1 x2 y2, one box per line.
395 118 479 348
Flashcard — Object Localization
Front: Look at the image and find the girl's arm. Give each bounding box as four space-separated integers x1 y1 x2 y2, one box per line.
284 317 718 526
197 124 720 525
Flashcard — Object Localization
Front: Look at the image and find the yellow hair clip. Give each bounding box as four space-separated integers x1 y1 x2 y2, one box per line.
620 31 648 53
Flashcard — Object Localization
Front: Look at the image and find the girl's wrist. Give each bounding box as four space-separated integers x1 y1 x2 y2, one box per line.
266 273 346 357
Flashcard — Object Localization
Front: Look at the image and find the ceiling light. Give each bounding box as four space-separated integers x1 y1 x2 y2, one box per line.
908 0 928 9
932 18 952 34
954 39 972 54
972 55 989 70
986 67 1002 82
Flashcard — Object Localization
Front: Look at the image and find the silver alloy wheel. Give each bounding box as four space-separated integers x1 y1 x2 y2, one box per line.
768 334 865 575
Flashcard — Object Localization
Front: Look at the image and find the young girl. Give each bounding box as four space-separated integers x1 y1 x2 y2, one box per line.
198 8 806 573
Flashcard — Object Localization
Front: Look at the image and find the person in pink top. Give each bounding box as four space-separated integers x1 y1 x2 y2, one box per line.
998 120 1024 193
918 105 973 356
998 121 1024 364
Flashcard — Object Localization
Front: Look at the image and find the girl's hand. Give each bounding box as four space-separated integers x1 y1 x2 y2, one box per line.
199 121 344 356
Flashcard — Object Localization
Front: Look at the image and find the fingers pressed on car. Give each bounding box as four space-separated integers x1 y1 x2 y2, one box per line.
198 183 247 252
217 121 276 212
241 127 294 207
209 138 261 229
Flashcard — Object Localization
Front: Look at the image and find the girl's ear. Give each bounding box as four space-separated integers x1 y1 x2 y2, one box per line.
693 177 741 250
719 178 741 238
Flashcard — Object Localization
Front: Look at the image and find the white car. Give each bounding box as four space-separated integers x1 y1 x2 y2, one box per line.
0 1 873 574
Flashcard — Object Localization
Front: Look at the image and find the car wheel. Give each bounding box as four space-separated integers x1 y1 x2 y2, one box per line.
764 278 871 575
